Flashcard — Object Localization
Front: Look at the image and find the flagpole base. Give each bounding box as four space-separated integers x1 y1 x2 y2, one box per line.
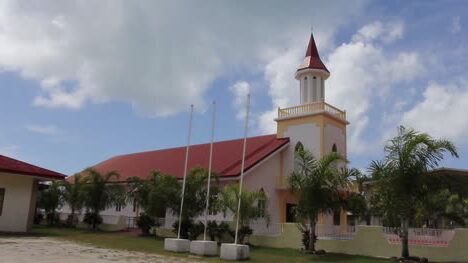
190 240 218 256
164 238 190 253
220 243 249 260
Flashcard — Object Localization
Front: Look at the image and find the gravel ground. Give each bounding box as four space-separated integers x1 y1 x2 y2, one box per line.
0 237 198 263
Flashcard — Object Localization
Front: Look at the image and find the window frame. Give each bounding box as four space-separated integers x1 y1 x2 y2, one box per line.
0 188 5 216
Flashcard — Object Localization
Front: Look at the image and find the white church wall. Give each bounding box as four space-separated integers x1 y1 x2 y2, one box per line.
282 122 321 178
324 123 346 156
243 151 283 223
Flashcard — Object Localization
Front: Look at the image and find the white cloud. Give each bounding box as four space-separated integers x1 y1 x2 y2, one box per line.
400 80 468 142
0 0 365 117
353 21 404 44
451 16 461 33
25 124 59 135
326 21 423 153
229 81 250 120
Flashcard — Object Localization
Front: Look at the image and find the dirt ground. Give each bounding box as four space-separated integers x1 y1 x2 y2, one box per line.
0 237 197 263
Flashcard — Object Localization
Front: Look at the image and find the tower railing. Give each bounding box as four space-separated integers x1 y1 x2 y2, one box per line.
277 101 346 121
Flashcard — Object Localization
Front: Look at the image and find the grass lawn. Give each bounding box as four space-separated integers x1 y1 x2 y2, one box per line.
30 226 392 263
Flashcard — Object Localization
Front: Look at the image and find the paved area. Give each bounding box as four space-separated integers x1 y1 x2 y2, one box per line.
0 237 197 263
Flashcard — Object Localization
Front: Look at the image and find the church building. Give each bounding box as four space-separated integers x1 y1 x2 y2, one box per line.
63 33 351 229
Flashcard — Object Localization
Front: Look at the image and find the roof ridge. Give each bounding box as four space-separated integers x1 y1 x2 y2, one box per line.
104 134 277 160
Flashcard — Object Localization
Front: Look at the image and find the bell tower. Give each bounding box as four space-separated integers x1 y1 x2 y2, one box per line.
274 33 350 223
275 32 349 179
296 34 330 104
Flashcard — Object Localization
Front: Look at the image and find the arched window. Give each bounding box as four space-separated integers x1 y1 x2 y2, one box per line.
295 141 304 152
303 77 308 102
332 144 337 153
258 188 266 218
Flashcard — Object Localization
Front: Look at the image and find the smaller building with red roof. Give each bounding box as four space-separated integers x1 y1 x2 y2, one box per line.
0 155 65 232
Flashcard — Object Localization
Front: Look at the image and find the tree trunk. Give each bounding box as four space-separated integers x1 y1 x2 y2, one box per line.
308 216 316 252
401 217 410 258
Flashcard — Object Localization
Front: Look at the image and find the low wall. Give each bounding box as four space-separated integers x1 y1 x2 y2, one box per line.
250 224 468 262
58 213 127 232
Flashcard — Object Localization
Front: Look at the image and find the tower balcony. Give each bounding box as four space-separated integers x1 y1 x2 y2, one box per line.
277 101 347 122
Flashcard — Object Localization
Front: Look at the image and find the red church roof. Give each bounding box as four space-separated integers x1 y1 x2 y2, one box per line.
0 155 66 180
79 134 289 182
297 33 329 73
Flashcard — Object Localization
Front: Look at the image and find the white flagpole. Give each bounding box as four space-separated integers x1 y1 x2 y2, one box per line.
234 94 250 244
177 104 194 239
203 101 216 241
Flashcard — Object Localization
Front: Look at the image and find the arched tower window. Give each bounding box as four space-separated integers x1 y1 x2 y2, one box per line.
332 144 337 153
295 141 304 152
303 77 308 103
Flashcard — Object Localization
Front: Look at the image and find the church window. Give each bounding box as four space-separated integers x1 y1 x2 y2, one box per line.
295 141 304 152
332 144 337 153
321 79 325 99
333 209 341 225
312 76 317 101
303 77 308 102
257 188 266 218
0 188 4 216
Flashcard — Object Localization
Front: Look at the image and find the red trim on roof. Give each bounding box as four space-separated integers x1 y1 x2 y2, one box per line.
0 155 66 180
77 134 289 182
297 33 329 73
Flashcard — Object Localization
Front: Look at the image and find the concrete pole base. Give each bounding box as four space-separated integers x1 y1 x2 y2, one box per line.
220 243 250 260
190 240 218 256
164 238 190 253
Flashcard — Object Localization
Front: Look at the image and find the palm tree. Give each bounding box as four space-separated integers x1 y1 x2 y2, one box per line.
220 184 269 244
38 181 63 225
62 174 86 227
288 142 351 252
127 170 180 234
171 166 220 239
369 126 458 258
82 168 126 230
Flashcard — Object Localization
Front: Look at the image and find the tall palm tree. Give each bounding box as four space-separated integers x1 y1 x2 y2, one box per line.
288 143 351 252
62 174 85 227
369 126 458 258
82 168 126 230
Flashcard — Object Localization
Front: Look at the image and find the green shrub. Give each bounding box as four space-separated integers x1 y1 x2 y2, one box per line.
83 212 102 230
33 213 44 225
136 213 156 235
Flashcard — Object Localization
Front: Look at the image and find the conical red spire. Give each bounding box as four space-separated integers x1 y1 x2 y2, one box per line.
297 33 329 73
305 33 320 58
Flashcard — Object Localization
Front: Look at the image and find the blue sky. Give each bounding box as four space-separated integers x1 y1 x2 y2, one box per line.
0 0 467 175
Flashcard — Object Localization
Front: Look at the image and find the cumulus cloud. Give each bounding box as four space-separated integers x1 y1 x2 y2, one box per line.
0 0 365 117
352 21 404 43
229 81 250 120
400 80 468 142
325 21 423 153
25 124 59 135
